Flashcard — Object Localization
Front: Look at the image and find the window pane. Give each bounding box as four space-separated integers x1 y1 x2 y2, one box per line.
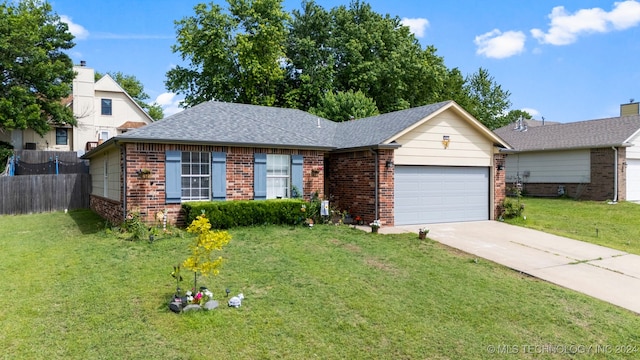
101 99 112 115
180 152 211 201
266 154 290 199
55 128 67 145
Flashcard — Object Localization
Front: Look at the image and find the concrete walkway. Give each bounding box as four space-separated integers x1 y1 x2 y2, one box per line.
378 221 640 314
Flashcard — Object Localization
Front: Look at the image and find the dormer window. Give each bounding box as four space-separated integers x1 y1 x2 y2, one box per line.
101 98 112 115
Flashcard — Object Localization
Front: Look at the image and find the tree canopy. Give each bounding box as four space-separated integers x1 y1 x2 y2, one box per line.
0 0 75 136
309 90 379 121
166 0 289 107
96 71 164 120
167 0 516 129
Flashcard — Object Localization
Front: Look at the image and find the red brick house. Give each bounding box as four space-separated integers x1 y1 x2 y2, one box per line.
494 105 640 201
82 100 510 226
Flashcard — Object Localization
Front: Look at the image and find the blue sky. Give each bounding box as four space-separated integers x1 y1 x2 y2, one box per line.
51 0 640 122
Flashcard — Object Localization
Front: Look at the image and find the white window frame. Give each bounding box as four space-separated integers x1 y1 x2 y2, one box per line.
99 131 109 141
266 154 290 199
181 152 211 201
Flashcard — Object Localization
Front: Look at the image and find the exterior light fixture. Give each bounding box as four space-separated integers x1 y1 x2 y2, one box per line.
442 135 450 149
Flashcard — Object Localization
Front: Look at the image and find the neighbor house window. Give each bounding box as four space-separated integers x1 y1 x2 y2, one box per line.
266 154 290 198
181 152 211 201
55 128 68 145
101 98 112 115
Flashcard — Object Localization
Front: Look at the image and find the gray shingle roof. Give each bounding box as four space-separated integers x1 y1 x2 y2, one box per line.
117 101 339 149
494 114 640 151
332 101 452 149
111 100 506 152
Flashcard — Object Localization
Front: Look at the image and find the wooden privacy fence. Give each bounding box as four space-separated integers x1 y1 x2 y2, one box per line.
0 173 91 215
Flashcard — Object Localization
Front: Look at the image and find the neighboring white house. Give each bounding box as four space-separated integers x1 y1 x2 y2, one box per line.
1 62 154 156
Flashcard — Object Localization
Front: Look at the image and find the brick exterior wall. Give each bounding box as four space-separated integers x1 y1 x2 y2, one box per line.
90 143 325 225
327 149 394 226
493 153 507 219
519 147 625 201
90 195 124 225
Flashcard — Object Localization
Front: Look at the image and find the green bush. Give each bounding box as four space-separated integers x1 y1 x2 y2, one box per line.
0 141 14 173
183 199 307 229
502 196 525 219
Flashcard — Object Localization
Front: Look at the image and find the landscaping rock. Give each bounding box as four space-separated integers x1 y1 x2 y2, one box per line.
183 304 202 312
169 301 182 313
203 300 219 310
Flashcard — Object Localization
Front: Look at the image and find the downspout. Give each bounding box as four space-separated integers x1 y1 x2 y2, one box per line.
611 146 618 204
121 141 127 221
368 148 379 220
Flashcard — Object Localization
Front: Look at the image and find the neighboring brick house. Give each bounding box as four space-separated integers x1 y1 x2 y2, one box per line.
82 100 510 226
494 104 640 201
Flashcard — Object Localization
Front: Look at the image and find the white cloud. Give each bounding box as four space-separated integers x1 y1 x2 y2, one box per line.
521 108 541 117
608 0 640 29
401 17 429 38
60 15 89 40
474 29 526 59
153 92 183 117
531 1 640 45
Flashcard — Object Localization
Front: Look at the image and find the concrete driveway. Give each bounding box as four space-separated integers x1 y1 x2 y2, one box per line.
380 221 640 314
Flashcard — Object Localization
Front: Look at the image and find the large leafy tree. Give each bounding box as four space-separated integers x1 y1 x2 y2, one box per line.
283 0 334 110
0 0 75 136
168 0 514 128
464 67 512 130
166 0 289 107
96 71 164 120
309 90 379 122
328 1 448 113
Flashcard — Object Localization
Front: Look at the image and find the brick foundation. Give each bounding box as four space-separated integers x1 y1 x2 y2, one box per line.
519 147 625 201
90 195 124 225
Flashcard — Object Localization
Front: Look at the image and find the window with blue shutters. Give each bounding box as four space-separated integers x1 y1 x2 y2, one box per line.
254 153 304 200
165 151 226 203
181 152 210 201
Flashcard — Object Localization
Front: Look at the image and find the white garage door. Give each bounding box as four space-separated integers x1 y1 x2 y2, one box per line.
395 166 489 225
626 159 640 201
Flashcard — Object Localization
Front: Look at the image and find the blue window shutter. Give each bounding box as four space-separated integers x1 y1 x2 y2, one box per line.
211 152 226 201
291 155 303 198
254 153 267 200
165 151 181 204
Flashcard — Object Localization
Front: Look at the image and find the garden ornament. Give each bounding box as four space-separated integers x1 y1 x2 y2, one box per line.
228 293 244 308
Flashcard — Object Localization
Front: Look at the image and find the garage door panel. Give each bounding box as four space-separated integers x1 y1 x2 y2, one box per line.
395 166 489 225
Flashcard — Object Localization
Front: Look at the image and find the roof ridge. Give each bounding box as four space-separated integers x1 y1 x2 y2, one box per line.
212 101 334 145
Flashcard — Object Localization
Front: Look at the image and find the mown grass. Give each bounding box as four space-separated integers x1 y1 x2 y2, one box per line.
505 197 640 255
1 210 639 359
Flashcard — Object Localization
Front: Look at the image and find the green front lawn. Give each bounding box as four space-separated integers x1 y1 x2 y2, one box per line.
505 197 640 255
1 210 639 359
